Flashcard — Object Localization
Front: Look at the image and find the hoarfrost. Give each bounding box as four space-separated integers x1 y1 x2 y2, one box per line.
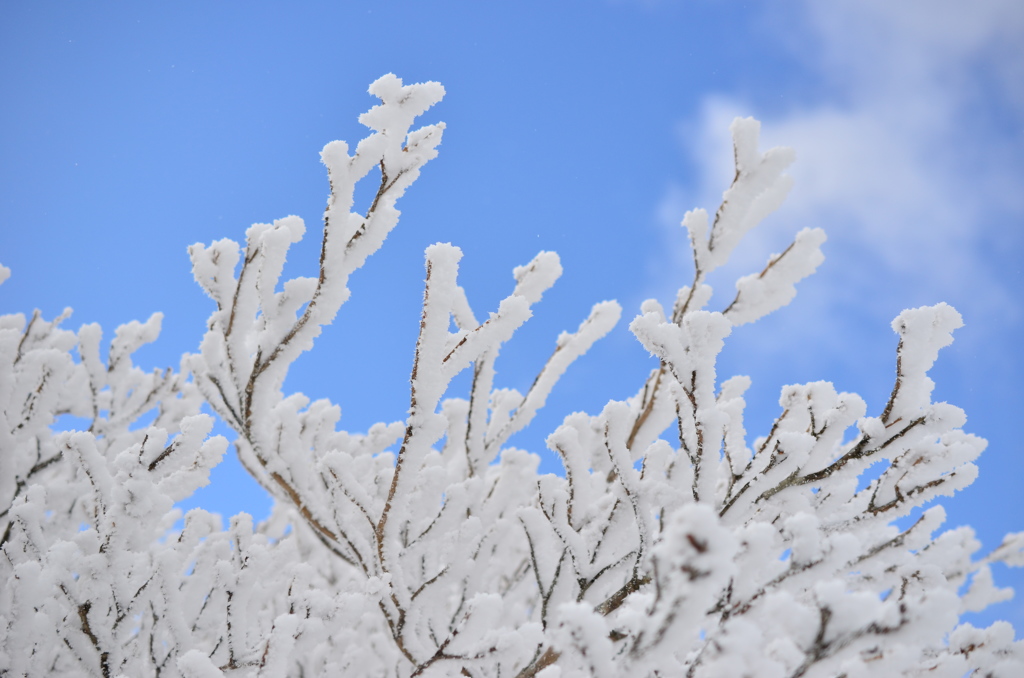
2 77 1019 677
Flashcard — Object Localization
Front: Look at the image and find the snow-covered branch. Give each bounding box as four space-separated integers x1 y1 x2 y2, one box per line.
2 77 1020 678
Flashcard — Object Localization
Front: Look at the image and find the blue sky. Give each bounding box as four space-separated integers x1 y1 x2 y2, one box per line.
2 1 1022 629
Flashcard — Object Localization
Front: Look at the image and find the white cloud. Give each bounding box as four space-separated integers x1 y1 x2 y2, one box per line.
658 0 1024 356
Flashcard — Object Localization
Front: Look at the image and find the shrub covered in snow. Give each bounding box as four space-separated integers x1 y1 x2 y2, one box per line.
2 75 1022 677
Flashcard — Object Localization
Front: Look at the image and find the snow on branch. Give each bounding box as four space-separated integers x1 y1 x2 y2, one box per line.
1 80 1020 678
723 226 827 326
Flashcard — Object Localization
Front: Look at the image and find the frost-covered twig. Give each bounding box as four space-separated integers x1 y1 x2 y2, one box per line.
2 79 1021 678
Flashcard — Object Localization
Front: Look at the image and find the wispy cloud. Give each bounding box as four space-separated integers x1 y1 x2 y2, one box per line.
657 0 1024 364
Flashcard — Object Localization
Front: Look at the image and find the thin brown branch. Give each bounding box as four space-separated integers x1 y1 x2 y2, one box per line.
880 338 905 425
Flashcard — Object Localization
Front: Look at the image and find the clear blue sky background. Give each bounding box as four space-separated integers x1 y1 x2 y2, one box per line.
2 1 1022 630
